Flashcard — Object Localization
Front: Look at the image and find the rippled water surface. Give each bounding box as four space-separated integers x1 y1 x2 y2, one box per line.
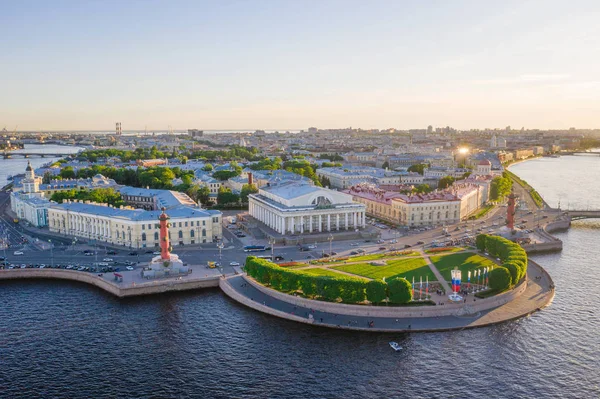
0 156 599 398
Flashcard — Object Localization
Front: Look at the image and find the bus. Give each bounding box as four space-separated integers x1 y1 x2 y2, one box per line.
243 245 266 252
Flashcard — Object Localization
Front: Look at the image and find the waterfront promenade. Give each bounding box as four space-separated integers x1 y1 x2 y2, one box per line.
220 260 554 332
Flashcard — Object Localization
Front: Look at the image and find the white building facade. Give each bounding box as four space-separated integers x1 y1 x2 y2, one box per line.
48 201 222 248
248 182 366 234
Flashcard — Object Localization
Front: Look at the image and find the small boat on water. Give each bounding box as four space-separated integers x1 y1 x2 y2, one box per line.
389 342 402 352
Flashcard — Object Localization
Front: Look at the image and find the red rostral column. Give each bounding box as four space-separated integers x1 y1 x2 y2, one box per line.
159 207 171 260
507 193 517 230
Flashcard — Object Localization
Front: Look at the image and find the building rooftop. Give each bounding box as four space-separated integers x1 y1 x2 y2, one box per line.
50 202 220 221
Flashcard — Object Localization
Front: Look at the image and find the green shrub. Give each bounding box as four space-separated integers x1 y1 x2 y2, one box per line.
489 267 511 291
387 277 413 304
476 234 488 251
366 280 387 303
503 262 519 286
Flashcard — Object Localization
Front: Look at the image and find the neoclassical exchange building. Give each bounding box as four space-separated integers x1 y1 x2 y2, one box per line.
248 181 367 235
48 201 222 248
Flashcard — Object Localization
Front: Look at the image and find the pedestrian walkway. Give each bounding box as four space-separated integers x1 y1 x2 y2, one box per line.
419 249 451 293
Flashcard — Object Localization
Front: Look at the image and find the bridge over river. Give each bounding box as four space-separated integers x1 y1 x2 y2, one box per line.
3 150 82 159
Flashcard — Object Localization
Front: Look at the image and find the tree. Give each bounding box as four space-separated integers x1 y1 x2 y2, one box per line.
366 280 387 303
489 267 511 291
413 184 433 194
240 183 258 203
387 277 413 304
59 166 76 179
490 175 512 201
202 164 214 172
213 170 239 181
476 234 488 251
407 163 427 175
438 176 455 189
217 186 240 204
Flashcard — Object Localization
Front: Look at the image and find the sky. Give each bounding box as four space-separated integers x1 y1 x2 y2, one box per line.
2 0 600 131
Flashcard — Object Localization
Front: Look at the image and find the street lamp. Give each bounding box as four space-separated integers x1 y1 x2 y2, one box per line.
269 237 276 262
48 239 54 268
328 233 333 257
217 241 224 260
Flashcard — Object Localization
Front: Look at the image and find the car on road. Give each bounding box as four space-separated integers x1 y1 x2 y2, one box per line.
377 239 385 244
404 244 412 248
153 251 161 255
379 246 386 250
84 252 94 256
307 244 317 249
356 249 366 253
350 250 359 255
102 258 113 262
126 266 134 271
274 255 285 261
129 251 138 256
13 251 23 255
107 250 118 255
299 246 311 251
229 261 240 266
390 239 398 244
350 243 359 246
417 241 425 245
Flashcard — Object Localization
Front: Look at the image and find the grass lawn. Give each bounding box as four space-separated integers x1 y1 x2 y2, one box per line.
332 257 435 282
425 247 464 254
323 251 420 265
430 252 497 281
300 267 366 279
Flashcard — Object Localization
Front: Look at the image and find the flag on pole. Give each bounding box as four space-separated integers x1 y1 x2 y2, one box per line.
426 275 429 297
412 276 415 297
456 270 461 293
419 276 422 299
485 267 489 286
468 270 471 289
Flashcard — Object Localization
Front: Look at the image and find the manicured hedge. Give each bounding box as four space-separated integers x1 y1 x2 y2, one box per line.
477 234 529 291
245 257 413 304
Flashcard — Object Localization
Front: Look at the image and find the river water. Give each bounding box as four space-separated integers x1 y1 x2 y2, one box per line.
0 144 83 187
0 155 598 398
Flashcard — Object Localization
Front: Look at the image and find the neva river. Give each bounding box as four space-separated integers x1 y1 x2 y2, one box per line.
0 155 599 398
0 144 83 187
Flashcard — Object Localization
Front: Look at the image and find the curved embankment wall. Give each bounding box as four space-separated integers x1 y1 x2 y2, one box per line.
0 269 219 297
523 218 570 254
237 273 527 319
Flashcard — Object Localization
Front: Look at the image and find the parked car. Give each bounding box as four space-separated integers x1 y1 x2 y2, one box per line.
102 258 113 262
126 266 134 271
145 250 154 254
229 261 240 266
153 251 161 255
13 251 24 255
84 252 94 256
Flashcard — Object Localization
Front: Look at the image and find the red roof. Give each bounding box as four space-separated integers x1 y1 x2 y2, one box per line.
478 159 492 165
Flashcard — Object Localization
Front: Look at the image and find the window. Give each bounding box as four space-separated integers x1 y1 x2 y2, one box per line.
178 230 183 239
185 222 188 227
202 229 206 237
142 233 146 241
154 232 159 240
148 224 151 229
203 221 206 226
142 225 145 230
190 229 195 237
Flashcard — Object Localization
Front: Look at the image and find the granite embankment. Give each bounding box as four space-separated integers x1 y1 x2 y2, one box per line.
0 269 220 297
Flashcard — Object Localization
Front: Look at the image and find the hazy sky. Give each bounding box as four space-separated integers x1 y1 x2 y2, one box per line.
2 0 600 131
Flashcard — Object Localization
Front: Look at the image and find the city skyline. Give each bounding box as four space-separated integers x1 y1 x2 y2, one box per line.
2 0 600 130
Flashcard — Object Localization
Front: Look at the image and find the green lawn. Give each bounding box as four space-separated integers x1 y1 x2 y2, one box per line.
424 247 464 254
300 267 366 279
323 251 420 265
430 252 497 281
332 257 435 282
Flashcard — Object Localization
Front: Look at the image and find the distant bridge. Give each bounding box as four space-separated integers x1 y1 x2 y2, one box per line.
560 151 600 156
565 210 600 220
3 152 76 159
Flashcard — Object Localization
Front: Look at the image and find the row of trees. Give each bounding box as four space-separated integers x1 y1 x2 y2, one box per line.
50 188 125 207
245 257 413 304
77 145 262 164
490 172 512 201
476 234 528 291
